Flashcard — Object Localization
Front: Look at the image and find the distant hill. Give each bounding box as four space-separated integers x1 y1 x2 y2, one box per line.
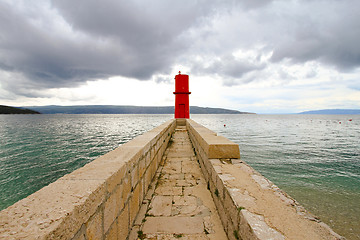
299 109 360 114
24 105 253 114
0 105 41 114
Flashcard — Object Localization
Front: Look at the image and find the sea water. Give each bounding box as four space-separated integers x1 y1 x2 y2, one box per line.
0 114 172 209
0 114 359 239
191 114 360 240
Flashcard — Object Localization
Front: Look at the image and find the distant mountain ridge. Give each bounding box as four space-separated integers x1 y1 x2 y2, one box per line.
0 105 40 114
24 105 253 114
299 109 360 114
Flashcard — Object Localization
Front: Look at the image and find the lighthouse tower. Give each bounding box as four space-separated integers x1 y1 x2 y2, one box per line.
173 71 191 119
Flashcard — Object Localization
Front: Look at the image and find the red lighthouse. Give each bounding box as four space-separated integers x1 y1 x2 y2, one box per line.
174 71 191 119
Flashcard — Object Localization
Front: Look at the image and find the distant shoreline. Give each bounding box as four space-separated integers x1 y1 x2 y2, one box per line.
0 105 40 114
298 109 360 114
18 105 254 115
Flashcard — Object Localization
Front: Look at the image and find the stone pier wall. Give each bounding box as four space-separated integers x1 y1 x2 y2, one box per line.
186 119 343 240
0 119 176 240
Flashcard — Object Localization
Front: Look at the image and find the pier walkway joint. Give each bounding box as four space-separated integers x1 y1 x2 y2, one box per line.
131 126 227 240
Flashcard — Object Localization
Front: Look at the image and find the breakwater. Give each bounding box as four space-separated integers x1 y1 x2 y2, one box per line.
0 119 343 239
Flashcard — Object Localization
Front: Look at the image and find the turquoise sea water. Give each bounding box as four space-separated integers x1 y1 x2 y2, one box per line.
0 114 172 209
192 114 360 240
0 114 359 239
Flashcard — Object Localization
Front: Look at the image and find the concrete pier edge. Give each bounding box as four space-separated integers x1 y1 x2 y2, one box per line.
0 119 343 240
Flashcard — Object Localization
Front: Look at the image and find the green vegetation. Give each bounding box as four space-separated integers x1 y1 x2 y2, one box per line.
137 230 145 239
234 230 240 240
0 105 40 114
238 206 245 211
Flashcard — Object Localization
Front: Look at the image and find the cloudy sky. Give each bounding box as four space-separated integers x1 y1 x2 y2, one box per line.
1 0 359 113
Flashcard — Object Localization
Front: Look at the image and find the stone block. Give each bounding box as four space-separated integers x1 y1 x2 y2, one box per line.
129 183 140 225
142 217 203 234
144 178 156 201
210 167 219 191
138 178 144 208
155 186 182 196
106 164 127 194
207 137 240 159
156 140 161 152
173 196 197 206
215 174 225 202
187 119 240 159
104 185 121 233
118 206 129 240
130 164 139 189
176 119 186 126
122 147 145 171
86 209 103 240
156 150 162 165
123 134 153 156
198 156 206 175
202 158 213 177
138 157 146 179
175 179 196 187
148 196 172 216
228 188 256 211
226 219 237 240
149 158 157 181
72 224 86 240
238 211 255 240
223 189 240 228
128 225 140 240
121 174 131 204
141 176 146 203
134 201 149 226
145 151 151 168
117 183 125 211
240 210 285 240
162 161 181 174
105 221 118 240
210 181 229 232
144 167 153 194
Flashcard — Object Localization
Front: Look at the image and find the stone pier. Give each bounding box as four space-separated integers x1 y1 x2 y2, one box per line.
0 119 343 240
131 125 227 239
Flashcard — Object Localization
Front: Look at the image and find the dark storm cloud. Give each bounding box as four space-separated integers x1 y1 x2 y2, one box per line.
237 0 271 9
186 0 360 86
50 0 207 79
52 0 208 46
0 0 223 94
269 0 360 71
191 55 266 86
0 1 112 89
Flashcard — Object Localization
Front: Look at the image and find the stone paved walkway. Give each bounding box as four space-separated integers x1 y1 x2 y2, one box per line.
131 126 227 240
